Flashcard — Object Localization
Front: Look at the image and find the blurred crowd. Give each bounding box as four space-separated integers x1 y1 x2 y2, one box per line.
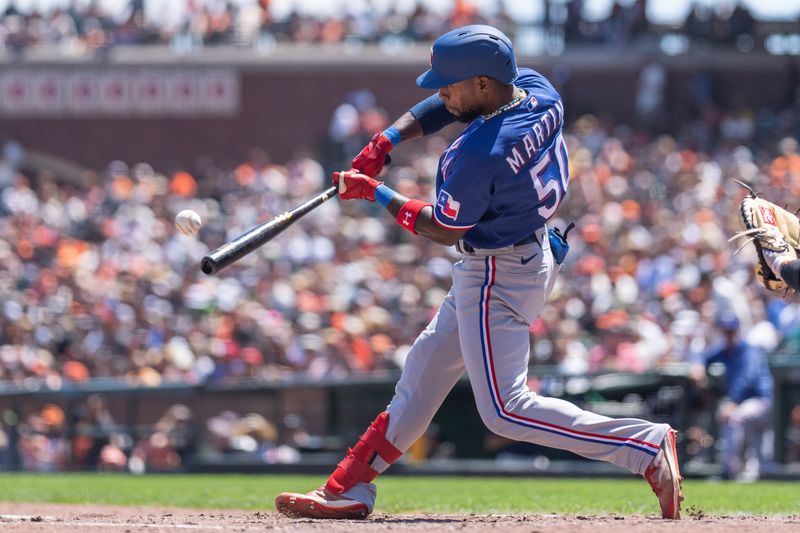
562 0 757 48
0 396 302 472
0 0 767 57
2 82 800 385
0 0 517 55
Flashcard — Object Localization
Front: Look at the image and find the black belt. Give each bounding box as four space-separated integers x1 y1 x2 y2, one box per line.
460 232 540 254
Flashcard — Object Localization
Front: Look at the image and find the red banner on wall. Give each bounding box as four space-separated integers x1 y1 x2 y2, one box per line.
0 67 239 116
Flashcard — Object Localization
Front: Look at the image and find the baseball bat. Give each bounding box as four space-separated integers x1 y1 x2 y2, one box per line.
201 185 338 276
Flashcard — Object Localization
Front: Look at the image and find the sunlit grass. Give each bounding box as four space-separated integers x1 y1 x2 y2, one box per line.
1 474 797 515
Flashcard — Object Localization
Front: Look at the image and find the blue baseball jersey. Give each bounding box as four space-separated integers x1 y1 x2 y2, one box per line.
433 67 569 249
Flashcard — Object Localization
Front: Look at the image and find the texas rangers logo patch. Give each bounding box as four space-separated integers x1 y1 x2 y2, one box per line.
437 190 461 220
760 205 777 226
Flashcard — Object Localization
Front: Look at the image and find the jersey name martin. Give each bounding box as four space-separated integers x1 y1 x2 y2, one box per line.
505 99 565 175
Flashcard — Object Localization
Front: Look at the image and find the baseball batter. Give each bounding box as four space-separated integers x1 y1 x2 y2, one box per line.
276 25 682 520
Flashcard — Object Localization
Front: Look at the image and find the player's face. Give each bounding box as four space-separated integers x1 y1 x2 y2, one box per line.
438 78 484 123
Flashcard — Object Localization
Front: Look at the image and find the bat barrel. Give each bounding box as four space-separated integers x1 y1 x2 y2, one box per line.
201 186 338 276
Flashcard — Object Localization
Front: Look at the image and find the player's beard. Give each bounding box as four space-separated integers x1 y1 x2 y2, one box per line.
453 105 483 123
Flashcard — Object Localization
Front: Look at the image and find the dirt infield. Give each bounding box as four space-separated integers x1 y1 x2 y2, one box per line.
1 503 798 532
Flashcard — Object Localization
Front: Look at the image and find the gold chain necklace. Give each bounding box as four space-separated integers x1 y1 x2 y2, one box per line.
482 88 527 120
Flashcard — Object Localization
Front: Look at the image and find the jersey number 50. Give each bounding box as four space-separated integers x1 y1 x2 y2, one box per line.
530 133 569 220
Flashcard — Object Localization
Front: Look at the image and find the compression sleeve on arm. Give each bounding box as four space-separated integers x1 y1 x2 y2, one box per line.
409 94 456 135
779 259 800 292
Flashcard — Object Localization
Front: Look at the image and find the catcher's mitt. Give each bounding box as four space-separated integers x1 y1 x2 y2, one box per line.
734 185 800 292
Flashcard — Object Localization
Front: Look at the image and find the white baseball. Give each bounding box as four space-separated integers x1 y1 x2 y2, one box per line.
175 209 202 236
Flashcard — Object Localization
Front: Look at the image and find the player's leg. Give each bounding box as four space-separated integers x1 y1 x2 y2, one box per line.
720 398 771 481
276 289 465 519
378 289 466 463
717 400 744 478
742 398 772 478
453 245 681 518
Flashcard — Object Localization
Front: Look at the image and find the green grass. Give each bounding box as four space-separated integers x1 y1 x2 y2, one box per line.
0 474 798 515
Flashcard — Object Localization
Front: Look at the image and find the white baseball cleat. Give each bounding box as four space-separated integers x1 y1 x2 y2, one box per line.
644 429 683 519
275 486 371 519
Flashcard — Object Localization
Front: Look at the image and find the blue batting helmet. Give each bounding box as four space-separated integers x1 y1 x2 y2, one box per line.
416 25 518 89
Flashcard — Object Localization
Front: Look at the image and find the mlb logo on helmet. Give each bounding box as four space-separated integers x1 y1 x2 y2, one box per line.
437 190 461 220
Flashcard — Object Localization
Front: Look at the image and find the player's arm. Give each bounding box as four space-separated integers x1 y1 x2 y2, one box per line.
351 95 455 177
383 193 467 246
333 170 467 246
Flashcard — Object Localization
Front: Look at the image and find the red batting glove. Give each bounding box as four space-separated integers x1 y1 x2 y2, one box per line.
351 131 393 178
332 170 381 202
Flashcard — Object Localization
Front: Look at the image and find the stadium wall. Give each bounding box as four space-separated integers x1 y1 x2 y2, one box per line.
0 47 798 170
